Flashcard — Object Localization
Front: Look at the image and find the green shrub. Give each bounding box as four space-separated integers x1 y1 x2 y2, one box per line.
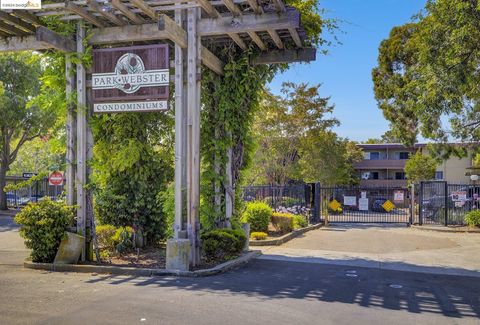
292 214 308 229
271 212 294 233
465 210 480 227
14 198 75 263
201 228 246 261
241 201 272 232
96 224 117 250
113 226 134 253
250 232 268 240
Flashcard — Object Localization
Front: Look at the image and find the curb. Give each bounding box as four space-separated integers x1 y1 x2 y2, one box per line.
24 250 261 277
411 225 480 233
250 223 322 246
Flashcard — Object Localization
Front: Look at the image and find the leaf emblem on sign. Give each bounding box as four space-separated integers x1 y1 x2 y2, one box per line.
114 53 146 94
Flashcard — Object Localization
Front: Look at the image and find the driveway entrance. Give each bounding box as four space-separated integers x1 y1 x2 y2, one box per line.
259 224 480 277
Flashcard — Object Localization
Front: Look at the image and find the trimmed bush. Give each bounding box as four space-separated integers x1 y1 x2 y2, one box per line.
241 201 272 232
292 214 308 229
201 228 246 261
465 210 480 227
14 198 75 263
113 226 134 253
250 232 268 240
271 212 294 234
96 224 117 250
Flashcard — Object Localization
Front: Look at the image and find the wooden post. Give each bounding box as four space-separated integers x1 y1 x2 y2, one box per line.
65 56 76 206
76 22 87 261
174 8 187 239
186 7 201 266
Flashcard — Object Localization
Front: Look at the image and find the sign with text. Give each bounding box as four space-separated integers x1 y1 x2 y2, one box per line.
48 171 64 186
393 190 404 203
1 0 41 9
343 196 356 206
92 44 169 113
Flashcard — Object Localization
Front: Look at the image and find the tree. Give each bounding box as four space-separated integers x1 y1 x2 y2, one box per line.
373 0 480 145
364 129 404 144
249 83 339 186
0 53 58 210
299 131 363 186
405 151 437 184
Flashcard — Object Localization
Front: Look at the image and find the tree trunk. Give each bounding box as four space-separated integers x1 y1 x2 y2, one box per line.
0 167 7 210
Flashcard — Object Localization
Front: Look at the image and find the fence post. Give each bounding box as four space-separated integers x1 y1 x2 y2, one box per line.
444 181 448 226
35 180 39 203
314 183 321 224
419 181 423 225
409 183 414 225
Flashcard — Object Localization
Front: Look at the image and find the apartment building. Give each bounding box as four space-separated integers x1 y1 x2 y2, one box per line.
354 143 474 187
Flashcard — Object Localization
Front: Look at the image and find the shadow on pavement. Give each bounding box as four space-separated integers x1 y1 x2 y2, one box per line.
0 216 19 233
85 258 480 320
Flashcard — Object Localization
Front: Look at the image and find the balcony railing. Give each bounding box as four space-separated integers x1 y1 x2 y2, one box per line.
353 159 407 169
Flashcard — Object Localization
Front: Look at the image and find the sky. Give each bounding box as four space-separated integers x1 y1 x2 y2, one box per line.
269 0 426 142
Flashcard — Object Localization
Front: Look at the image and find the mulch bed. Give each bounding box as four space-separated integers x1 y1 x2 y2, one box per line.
91 246 238 270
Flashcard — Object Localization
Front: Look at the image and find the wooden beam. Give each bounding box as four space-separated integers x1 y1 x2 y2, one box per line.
130 0 157 19
65 56 76 206
12 10 43 26
87 0 126 26
0 27 75 52
199 9 299 36
268 29 284 49
90 21 186 47
0 12 36 33
252 48 316 65
246 0 263 14
197 0 220 18
111 0 145 24
0 31 12 38
247 31 266 50
201 47 224 75
222 0 242 16
0 21 28 36
227 33 246 50
289 27 302 48
36 26 76 52
158 14 187 48
66 1 106 27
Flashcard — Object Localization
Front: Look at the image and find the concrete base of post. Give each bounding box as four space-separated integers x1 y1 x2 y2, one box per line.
242 223 250 252
166 239 191 271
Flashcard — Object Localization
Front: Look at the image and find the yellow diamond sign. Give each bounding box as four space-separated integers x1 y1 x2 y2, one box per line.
382 200 395 212
329 199 341 211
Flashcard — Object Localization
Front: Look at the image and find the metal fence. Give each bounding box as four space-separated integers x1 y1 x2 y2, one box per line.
5 176 64 209
419 181 480 226
318 186 411 224
242 184 319 223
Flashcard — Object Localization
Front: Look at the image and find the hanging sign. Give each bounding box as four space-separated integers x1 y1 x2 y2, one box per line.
451 191 467 202
393 190 404 203
344 196 356 206
92 44 169 113
359 198 369 211
48 171 64 186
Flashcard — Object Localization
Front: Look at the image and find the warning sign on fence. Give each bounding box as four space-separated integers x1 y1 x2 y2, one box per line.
393 190 404 203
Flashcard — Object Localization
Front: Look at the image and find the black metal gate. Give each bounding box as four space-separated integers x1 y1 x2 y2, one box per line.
319 186 411 224
419 181 480 225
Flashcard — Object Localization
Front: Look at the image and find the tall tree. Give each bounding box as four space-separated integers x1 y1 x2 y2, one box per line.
249 82 361 186
373 0 480 146
0 53 57 210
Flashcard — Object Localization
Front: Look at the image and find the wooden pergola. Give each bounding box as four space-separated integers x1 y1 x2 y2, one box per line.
0 0 316 267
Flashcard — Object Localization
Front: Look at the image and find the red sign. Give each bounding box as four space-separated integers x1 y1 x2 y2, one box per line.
49 171 64 186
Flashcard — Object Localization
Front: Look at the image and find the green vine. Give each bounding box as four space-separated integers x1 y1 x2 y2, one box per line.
200 48 274 230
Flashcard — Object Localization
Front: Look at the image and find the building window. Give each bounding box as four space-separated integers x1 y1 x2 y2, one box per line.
435 171 444 180
369 152 380 160
399 152 409 160
395 172 406 180
371 172 379 180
